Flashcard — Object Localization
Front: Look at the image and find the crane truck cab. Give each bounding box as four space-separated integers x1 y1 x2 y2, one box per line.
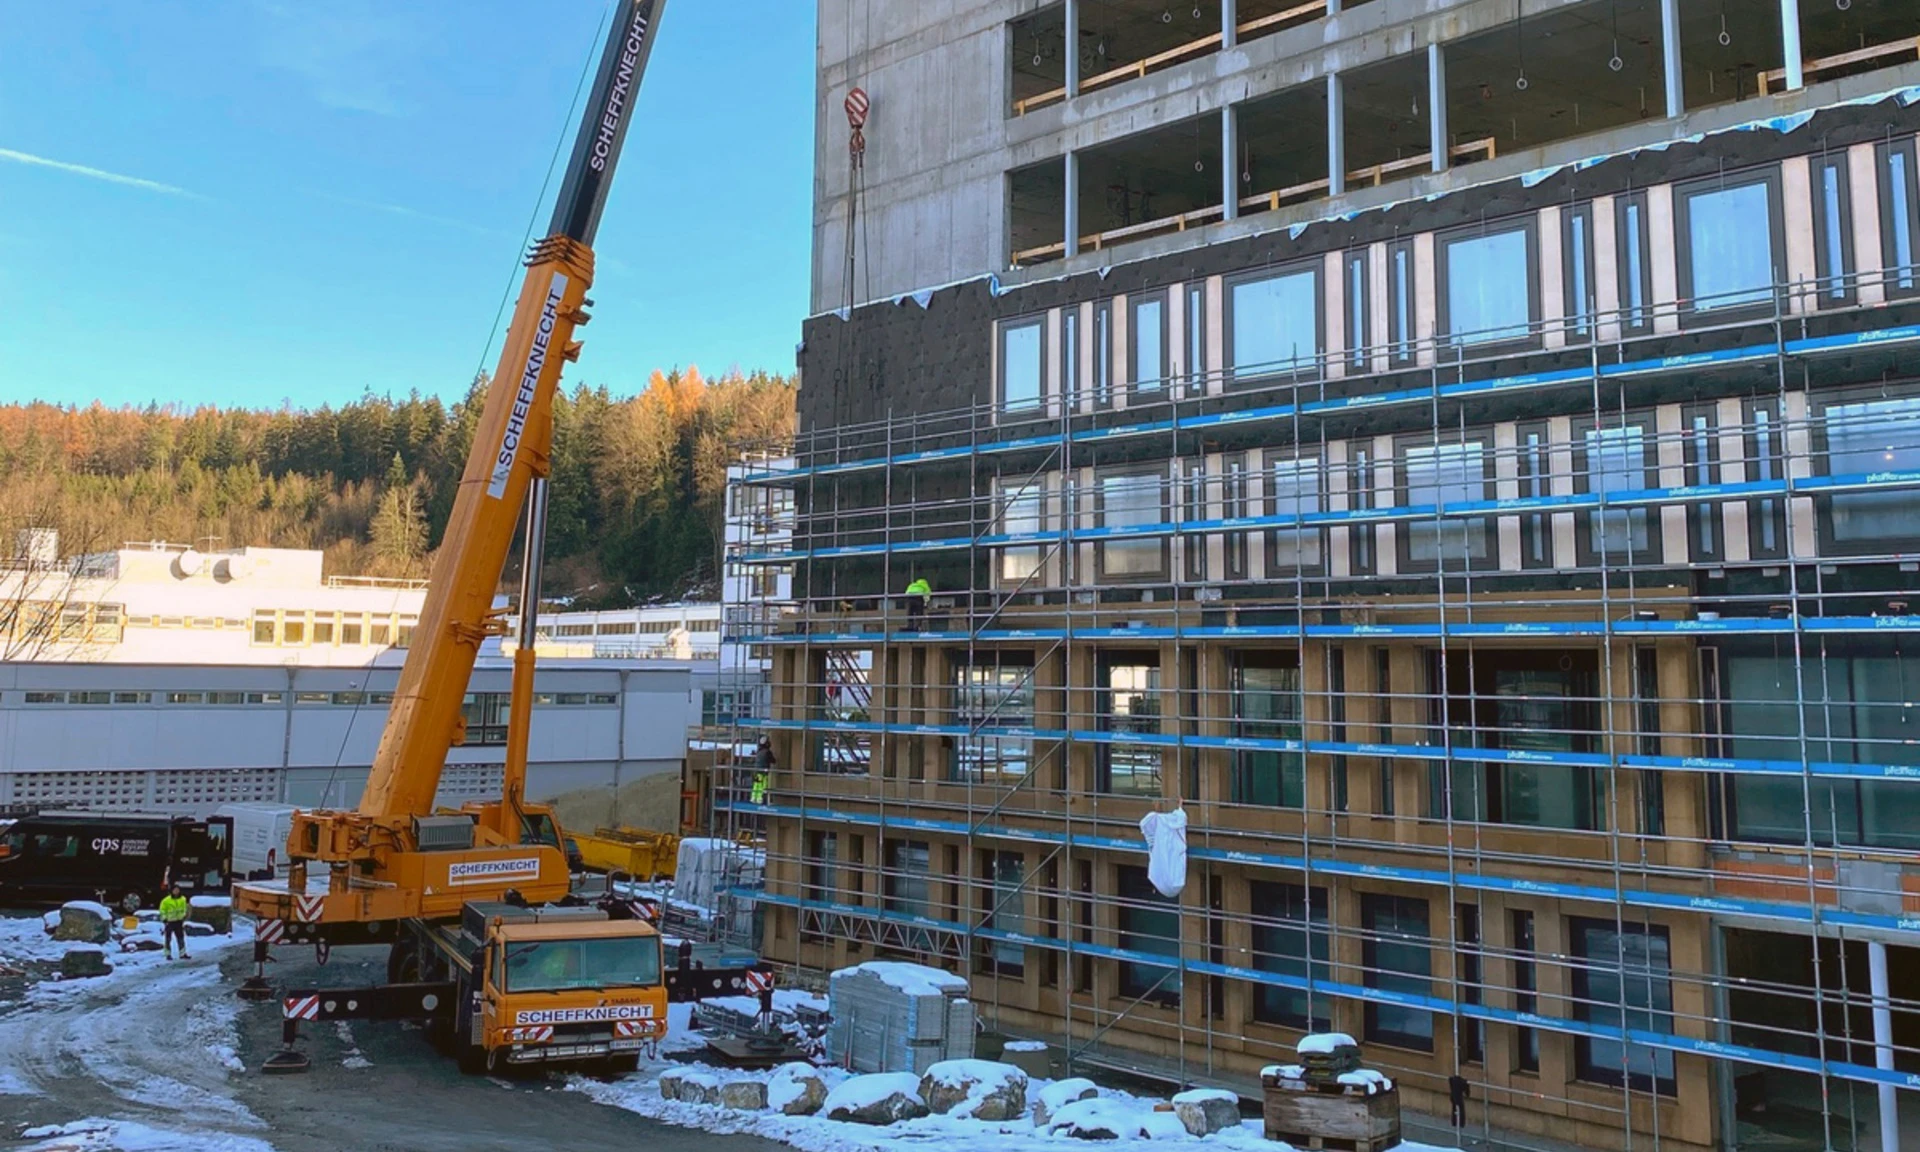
396 901 666 1075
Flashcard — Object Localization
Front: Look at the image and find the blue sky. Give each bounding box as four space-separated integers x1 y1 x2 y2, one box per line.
0 0 815 410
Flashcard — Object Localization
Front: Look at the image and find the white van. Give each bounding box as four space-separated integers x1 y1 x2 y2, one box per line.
216 802 298 879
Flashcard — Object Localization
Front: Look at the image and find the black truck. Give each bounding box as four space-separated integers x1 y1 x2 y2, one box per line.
0 811 232 909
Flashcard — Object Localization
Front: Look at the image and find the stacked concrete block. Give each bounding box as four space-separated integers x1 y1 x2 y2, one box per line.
826 961 975 1075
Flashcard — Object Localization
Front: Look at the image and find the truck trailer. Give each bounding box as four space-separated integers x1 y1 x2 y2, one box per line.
0 811 232 908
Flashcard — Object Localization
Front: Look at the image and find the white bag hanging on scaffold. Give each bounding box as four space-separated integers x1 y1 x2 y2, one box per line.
1138 806 1188 899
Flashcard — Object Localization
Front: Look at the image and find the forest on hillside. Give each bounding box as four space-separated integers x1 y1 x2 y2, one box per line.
0 368 795 606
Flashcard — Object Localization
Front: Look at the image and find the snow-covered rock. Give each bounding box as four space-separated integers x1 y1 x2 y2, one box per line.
53 903 112 944
767 1061 828 1116
822 1072 928 1125
1033 1077 1099 1127
184 921 218 938
718 1079 768 1110
659 1068 720 1105
1297 1031 1358 1055
189 896 232 933
1045 1097 1147 1140
1172 1088 1240 1136
919 1059 1028 1120
59 946 112 979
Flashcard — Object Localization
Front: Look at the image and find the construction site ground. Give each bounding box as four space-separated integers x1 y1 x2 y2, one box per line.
0 914 784 1152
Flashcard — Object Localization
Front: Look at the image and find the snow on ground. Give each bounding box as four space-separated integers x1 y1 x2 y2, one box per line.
18 1118 278 1152
571 1051 1454 1152
0 911 252 1003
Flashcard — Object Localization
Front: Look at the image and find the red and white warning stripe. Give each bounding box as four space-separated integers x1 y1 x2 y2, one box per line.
293 894 324 923
255 919 286 944
742 970 773 994
284 994 320 1021
508 1025 554 1043
614 1019 651 1039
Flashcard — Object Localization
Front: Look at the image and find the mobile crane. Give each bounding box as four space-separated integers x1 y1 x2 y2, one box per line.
233 0 769 1075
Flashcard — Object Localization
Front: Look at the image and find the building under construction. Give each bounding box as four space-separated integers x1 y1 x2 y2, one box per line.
724 2 1920 1149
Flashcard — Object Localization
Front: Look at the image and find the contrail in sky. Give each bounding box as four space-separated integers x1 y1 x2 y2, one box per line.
0 147 201 198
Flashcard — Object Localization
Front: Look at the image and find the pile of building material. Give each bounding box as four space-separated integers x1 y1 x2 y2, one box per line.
1261 1034 1401 1151
825 961 974 1074
672 837 763 912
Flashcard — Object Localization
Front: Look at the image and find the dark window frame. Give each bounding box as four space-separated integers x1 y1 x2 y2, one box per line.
1615 192 1653 335
1563 202 1596 343
1096 650 1165 797
1810 152 1856 307
1393 432 1499 574
1348 445 1377 576
1345 248 1370 371
1434 217 1541 351
1811 385 1920 556
1061 305 1082 406
1876 138 1920 299
1093 299 1114 408
1248 881 1331 1030
1265 453 1326 577
1680 403 1725 565
1387 239 1418 367
1361 892 1434 1052
997 314 1047 413
1511 909 1540 1073
1223 453 1250 581
1743 397 1789 562
1224 262 1325 386
1094 467 1170 583
1129 289 1170 399
1183 458 1209 583
1185 282 1208 392
1515 420 1554 570
1570 918 1677 1095
1229 649 1304 808
1116 864 1182 1005
1674 168 1786 326
1571 412 1666 568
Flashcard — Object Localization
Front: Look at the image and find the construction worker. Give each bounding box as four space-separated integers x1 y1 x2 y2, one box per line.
158 883 190 960
905 575 932 626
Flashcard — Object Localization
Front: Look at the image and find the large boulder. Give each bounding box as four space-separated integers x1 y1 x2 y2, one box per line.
189 896 232 934
60 947 112 979
822 1072 929 1125
1032 1077 1099 1127
767 1062 829 1116
53 902 112 944
919 1059 1028 1121
120 931 165 953
718 1079 769 1111
659 1069 720 1105
1045 1098 1142 1141
1172 1089 1241 1137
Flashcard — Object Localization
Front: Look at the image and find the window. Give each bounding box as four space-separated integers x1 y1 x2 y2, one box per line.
1093 300 1113 406
1183 461 1209 582
1266 456 1323 573
1634 646 1665 836
371 621 391 646
1131 292 1167 396
167 691 205 705
341 618 364 645
1878 138 1920 297
1572 919 1675 1093
1096 471 1167 581
999 317 1044 411
1681 406 1722 563
461 692 510 745
1745 399 1787 561
252 611 276 645
504 935 660 993
1678 173 1780 317
1185 283 1207 390
1512 910 1539 1073
1362 893 1432 1050
1223 455 1249 580
1345 250 1370 370
1227 266 1320 382
1230 652 1303 807
312 615 335 645
1374 647 1394 817
1575 419 1662 565
1387 240 1416 365
998 480 1044 584
1400 439 1492 570
1516 422 1553 568
1098 653 1162 796
1062 307 1082 403
1439 223 1535 345
1563 204 1595 342
1477 661 1602 831
952 654 1035 782
1349 447 1375 575
806 831 837 905
883 840 931 919
980 851 1026 976
1117 865 1180 1004
1616 193 1652 333
1458 905 1484 1064
281 614 306 646
1818 392 1920 553
1249 883 1330 1029
1811 154 1854 305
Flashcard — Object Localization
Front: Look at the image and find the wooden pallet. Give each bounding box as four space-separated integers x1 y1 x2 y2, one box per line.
1261 1130 1401 1152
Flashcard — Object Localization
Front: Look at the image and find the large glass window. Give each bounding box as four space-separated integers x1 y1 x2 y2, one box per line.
1819 394 1920 552
952 654 1035 782
1362 893 1433 1051
1400 440 1491 570
884 840 931 918
1096 471 1166 580
1576 420 1661 565
1516 422 1552 568
1182 460 1208 582
1348 447 1376 575
1811 154 1853 306
1132 293 1167 396
981 850 1026 976
504 935 661 992
1266 456 1323 572
998 481 1044 584
1228 267 1319 382
1099 653 1162 796
1223 455 1249 580
1723 638 1920 849
1564 204 1595 342
1878 139 1920 297
1062 307 1082 402
1249 882 1330 1030
1511 910 1539 1073
1441 225 1534 344
1345 250 1370 370
1185 284 1207 390
1094 301 1113 406
1682 407 1722 563
1616 194 1652 333
1117 865 1181 1003
1746 400 1787 560
1679 176 1779 314
1000 317 1044 411
1230 652 1303 807
1572 920 1675 1093
1388 240 1416 365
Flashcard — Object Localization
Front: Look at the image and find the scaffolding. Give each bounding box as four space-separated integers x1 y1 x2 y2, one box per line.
718 255 1920 1152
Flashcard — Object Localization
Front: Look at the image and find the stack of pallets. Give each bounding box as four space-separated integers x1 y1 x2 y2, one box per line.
825 961 974 1074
